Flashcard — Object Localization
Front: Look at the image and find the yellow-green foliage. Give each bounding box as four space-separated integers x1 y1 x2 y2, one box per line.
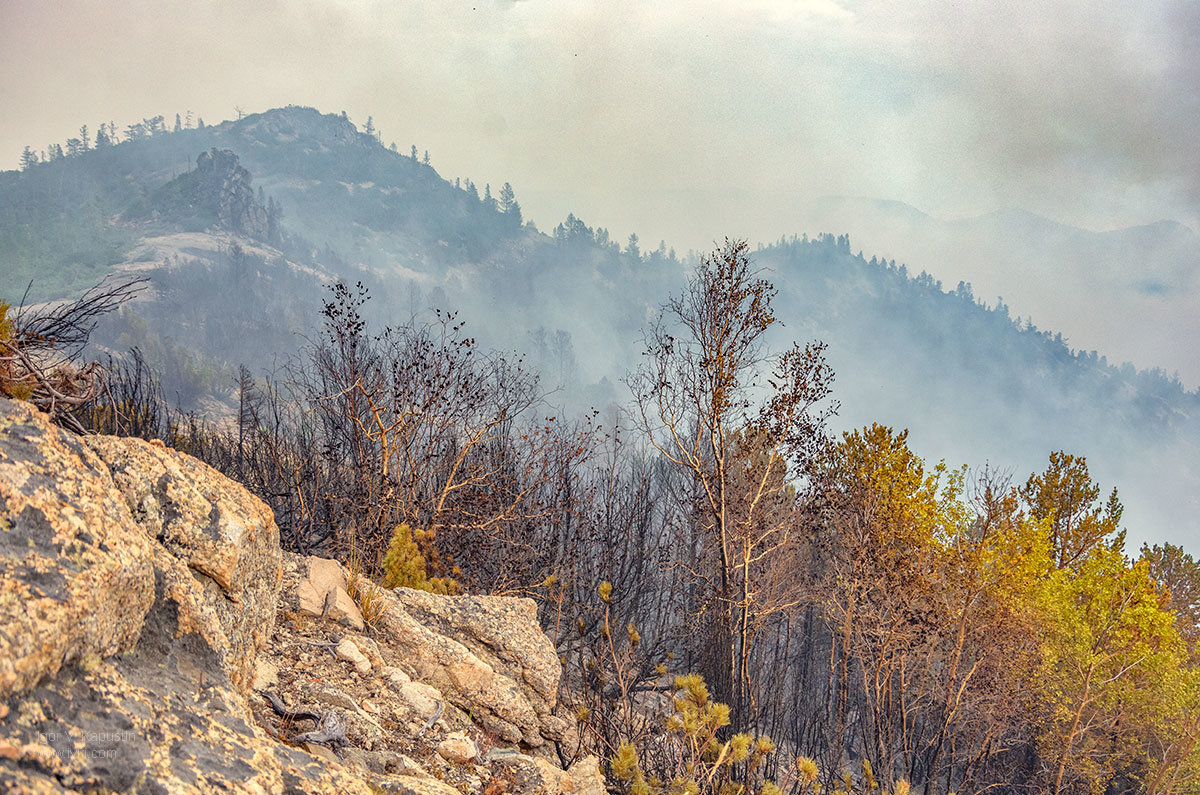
381 523 459 594
795 757 820 792
861 759 877 791
609 672 780 795
612 742 654 795
0 302 34 401
0 302 12 343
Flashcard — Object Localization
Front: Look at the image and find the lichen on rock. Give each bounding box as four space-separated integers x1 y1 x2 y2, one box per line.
84 434 281 693
0 398 155 703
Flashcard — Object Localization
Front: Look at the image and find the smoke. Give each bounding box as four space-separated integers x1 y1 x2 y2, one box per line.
3 0 1194 241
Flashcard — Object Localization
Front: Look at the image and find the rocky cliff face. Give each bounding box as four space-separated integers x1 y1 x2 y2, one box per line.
131 148 273 240
0 398 601 795
191 148 271 238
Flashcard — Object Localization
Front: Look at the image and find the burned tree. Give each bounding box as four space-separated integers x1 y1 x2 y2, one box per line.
0 277 143 432
626 238 836 726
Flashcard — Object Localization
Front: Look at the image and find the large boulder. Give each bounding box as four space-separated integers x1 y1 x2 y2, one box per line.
382 585 568 748
0 399 369 793
0 399 155 703
277 552 569 748
85 435 281 693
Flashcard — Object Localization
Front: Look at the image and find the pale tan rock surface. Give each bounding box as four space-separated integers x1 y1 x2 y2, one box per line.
0 398 609 794
0 399 370 794
398 681 444 719
436 732 479 763
485 752 607 795
85 433 282 693
380 584 566 747
296 555 364 630
389 775 465 795
563 755 607 795
0 399 155 703
337 637 373 675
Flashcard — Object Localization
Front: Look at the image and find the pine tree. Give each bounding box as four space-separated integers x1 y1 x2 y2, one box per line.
1021 451 1125 570
235 365 261 482
498 182 516 213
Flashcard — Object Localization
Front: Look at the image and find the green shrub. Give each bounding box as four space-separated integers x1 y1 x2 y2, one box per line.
380 523 459 594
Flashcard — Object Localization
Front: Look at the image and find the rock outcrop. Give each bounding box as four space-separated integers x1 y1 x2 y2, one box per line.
86 434 281 694
0 397 604 794
0 402 155 703
191 148 271 238
131 148 274 240
262 552 599 792
279 552 568 749
0 398 368 793
381 584 569 748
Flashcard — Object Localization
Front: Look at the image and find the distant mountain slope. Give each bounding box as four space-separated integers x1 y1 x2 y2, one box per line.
1 106 1197 549
753 235 1199 548
0 107 525 301
804 196 1200 388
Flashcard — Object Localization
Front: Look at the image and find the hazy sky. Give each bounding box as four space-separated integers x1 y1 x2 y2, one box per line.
3 0 1196 236
2 1 1197 361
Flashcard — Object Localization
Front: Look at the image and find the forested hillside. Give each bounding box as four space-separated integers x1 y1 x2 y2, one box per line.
804 196 1200 388
3 105 1196 546
2 105 1199 793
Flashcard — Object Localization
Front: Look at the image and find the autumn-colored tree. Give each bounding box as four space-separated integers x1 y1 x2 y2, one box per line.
1142 541 1200 658
812 428 1079 793
817 425 956 784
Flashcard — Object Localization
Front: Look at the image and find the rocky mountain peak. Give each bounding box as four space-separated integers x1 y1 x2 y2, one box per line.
229 105 365 150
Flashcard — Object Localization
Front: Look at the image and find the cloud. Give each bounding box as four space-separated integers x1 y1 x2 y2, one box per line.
834 1 1199 227
0 0 1193 245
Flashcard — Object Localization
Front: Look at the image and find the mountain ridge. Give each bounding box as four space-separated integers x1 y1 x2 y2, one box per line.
1 105 1197 549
